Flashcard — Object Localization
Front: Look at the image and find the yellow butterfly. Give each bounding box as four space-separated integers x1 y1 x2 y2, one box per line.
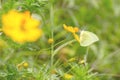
80 31 99 47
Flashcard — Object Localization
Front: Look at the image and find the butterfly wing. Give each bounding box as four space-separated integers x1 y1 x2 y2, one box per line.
80 31 99 47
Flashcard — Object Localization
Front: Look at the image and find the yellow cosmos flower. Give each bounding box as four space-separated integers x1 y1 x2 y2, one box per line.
63 24 79 33
2 10 42 43
63 24 75 33
73 27 79 32
73 33 80 43
64 73 73 79
63 24 80 43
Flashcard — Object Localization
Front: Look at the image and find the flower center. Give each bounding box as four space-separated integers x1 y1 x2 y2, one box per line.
20 19 26 32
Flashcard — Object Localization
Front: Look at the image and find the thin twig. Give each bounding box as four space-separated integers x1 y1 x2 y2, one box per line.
97 73 120 77
53 40 76 56
84 47 89 66
105 48 120 59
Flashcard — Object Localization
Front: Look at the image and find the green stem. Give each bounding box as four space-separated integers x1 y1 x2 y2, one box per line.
84 46 89 66
50 1 54 68
50 2 54 80
53 40 76 57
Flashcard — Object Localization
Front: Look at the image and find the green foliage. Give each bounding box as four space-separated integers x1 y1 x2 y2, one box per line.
20 0 49 13
0 0 120 80
71 64 98 80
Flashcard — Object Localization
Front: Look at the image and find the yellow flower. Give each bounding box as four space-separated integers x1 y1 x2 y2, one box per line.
63 24 75 33
23 62 29 68
79 60 85 64
17 61 29 69
64 73 73 79
48 38 54 44
73 33 80 43
63 24 80 43
73 27 79 32
63 24 79 33
2 10 42 43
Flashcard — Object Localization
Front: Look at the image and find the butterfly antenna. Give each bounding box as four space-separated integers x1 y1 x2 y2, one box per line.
79 25 88 33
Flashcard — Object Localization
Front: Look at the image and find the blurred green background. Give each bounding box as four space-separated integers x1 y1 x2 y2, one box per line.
0 0 120 80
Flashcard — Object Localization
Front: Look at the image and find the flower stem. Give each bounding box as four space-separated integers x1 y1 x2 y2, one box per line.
50 1 54 68
84 46 89 66
53 40 76 57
